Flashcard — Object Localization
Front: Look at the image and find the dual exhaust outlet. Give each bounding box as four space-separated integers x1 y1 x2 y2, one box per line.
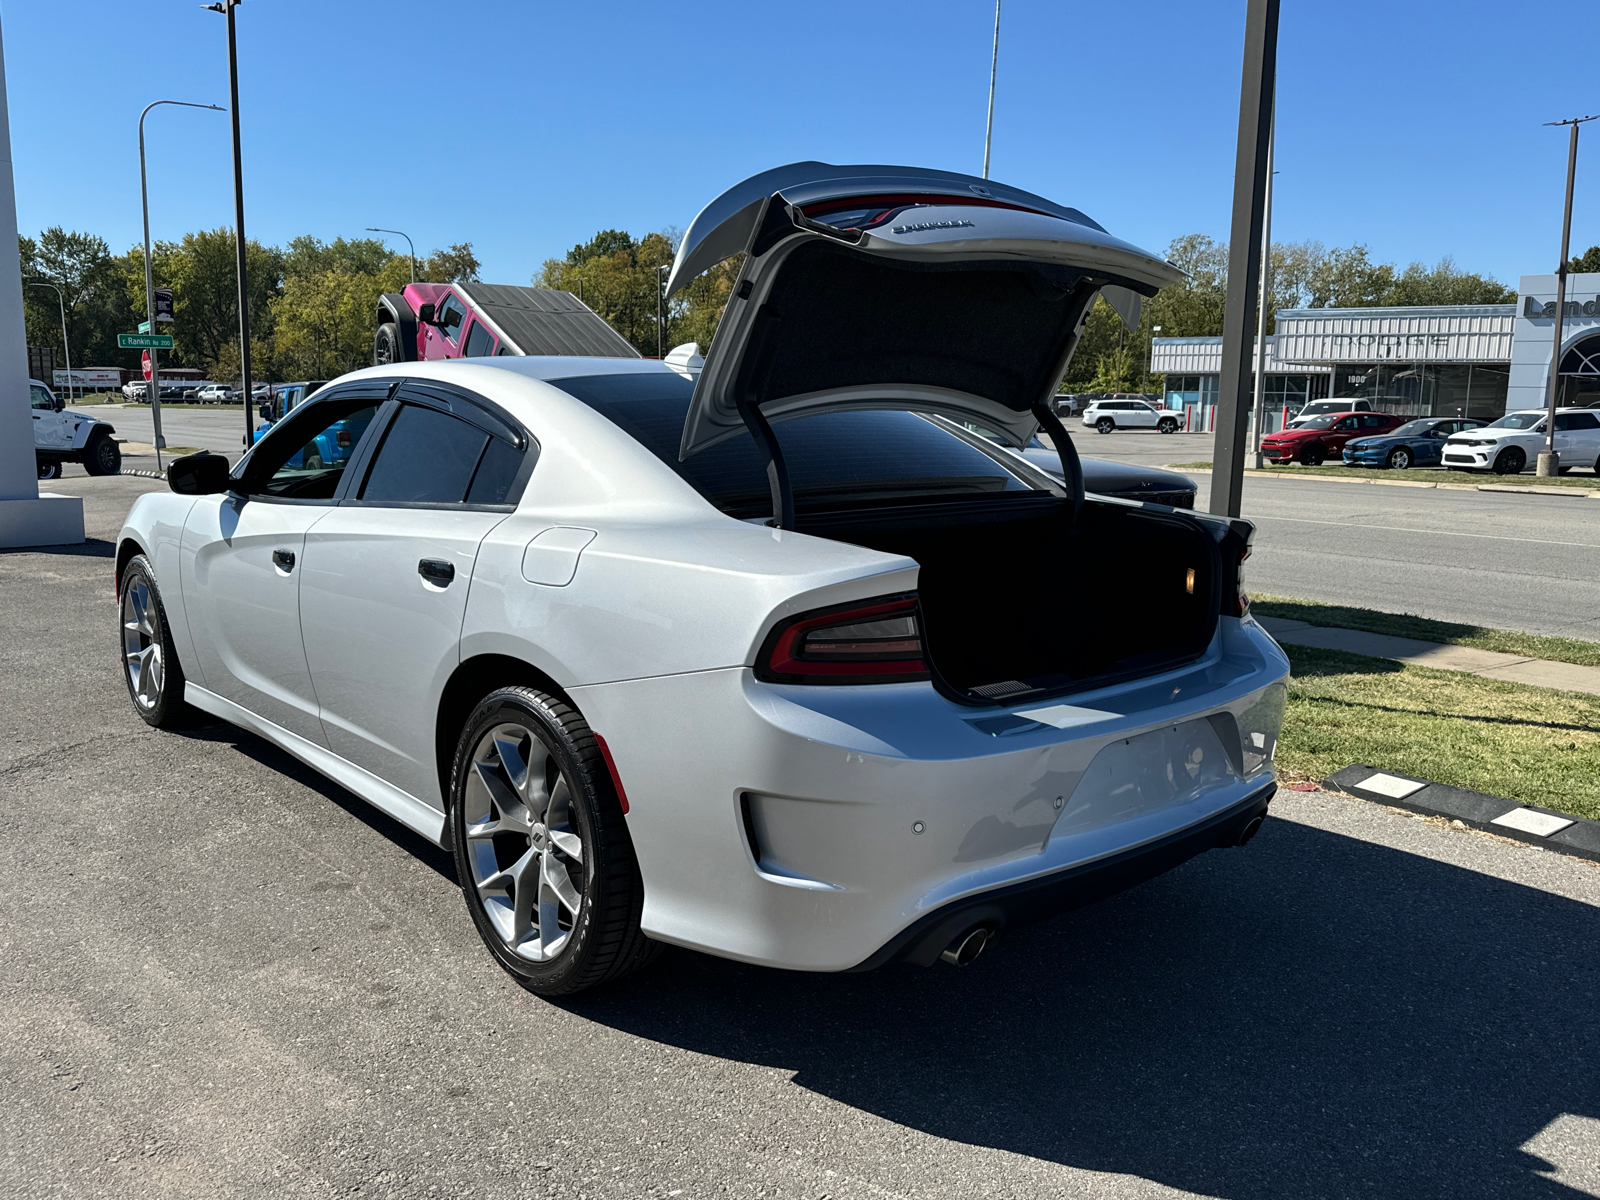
937 810 1267 967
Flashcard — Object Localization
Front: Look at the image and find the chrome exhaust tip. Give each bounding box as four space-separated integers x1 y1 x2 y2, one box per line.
939 925 993 967
1236 814 1265 847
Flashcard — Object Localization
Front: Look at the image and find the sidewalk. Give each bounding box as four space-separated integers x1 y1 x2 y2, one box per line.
1256 616 1600 697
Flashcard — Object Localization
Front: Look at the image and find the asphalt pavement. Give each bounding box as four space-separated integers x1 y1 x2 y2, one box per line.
4 475 1600 1199
1072 427 1600 641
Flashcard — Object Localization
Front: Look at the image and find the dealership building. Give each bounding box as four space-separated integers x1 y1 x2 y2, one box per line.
1150 272 1600 428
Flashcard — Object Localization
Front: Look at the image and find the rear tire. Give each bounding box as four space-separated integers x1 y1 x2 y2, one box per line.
1386 447 1412 470
119 555 197 730
36 457 61 481
83 433 121 476
1096 418 1114 434
1299 443 1326 467
1492 447 1525 475
449 686 659 996
373 322 403 367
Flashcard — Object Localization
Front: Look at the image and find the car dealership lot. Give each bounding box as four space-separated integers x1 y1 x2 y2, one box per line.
4 476 1600 1199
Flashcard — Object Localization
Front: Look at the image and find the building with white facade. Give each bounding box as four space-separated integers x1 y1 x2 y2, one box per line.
1149 272 1600 426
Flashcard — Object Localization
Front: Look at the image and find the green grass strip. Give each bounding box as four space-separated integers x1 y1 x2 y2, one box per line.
1251 594 1600 668
1279 644 1600 821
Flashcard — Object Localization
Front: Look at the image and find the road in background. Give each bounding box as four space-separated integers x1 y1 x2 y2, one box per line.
4 475 1600 1199
1074 429 1600 640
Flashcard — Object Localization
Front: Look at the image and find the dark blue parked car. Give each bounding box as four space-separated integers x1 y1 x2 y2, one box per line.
1343 417 1484 469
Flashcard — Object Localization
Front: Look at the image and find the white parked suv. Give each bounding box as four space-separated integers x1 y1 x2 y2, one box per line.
115 162 1286 995
31 378 122 478
1442 408 1600 475
1081 396 1182 434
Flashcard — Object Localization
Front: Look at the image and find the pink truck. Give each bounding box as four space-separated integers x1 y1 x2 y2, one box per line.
373 282 640 365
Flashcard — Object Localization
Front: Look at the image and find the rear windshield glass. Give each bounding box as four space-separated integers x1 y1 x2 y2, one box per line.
547 372 1039 518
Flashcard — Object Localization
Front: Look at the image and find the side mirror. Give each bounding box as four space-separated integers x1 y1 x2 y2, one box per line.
418 302 436 325
54 397 65 412
258 400 274 422
168 451 232 496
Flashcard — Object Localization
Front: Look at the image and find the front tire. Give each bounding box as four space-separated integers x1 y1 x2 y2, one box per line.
1158 418 1178 434
374 322 403 367
1299 443 1326 467
1493 447 1525 475
1096 418 1114 434
1386 447 1413 470
449 687 657 996
83 434 121 476
119 555 196 729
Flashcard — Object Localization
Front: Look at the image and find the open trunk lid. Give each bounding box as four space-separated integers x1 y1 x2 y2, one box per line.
668 163 1185 470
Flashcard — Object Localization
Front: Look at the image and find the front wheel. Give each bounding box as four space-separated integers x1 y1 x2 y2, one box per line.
1386 447 1413 470
1096 418 1114 434
37 457 61 481
1299 443 1326 467
119 555 196 729
450 687 658 996
1492 447 1525 476
83 434 121 476
1158 418 1178 434
374 321 403 367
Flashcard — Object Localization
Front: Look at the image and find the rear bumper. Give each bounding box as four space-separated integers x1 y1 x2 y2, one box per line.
571 617 1289 971
852 780 1275 969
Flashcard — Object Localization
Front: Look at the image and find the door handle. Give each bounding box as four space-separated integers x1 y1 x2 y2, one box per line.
272 549 296 573
418 558 455 586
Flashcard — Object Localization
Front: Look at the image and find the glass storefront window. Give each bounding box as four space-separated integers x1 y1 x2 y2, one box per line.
1558 335 1600 408
1467 365 1509 420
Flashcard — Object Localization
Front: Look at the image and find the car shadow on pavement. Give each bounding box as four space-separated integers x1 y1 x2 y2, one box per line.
176 719 458 883
568 816 1600 1199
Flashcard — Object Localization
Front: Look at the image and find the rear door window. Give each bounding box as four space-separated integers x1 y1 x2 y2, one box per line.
361 404 489 503
549 371 1038 519
462 320 495 358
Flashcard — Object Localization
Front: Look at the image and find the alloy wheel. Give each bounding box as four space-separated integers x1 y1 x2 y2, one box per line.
463 722 585 961
1389 448 1411 470
122 578 164 710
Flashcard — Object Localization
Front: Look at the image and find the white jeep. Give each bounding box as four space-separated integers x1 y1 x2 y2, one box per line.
31 378 122 479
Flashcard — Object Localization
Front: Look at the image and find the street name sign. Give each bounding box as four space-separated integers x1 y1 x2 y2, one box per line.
118 333 174 349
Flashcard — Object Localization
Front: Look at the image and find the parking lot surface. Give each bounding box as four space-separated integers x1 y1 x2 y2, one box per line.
4 476 1600 1199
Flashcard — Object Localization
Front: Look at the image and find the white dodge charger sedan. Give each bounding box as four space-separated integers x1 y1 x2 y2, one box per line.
116 163 1288 995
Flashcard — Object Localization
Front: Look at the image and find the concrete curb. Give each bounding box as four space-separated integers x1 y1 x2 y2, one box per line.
1171 466 1600 499
1324 764 1600 864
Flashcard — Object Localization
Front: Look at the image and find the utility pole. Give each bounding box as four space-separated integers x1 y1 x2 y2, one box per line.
1211 0 1280 519
27 281 70 400
368 227 416 283
982 0 1001 179
139 99 224 471
206 0 253 449
1537 114 1597 477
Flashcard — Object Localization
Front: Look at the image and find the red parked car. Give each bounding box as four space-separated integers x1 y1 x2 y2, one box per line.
1260 412 1404 466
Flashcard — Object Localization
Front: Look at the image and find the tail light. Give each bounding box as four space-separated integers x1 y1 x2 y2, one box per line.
336 429 353 447
756 594 929 685
1223 520 1255 617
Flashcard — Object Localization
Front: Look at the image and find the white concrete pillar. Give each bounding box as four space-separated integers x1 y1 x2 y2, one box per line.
0 14 83 546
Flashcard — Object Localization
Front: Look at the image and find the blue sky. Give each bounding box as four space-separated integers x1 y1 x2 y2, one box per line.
7 0 1599 287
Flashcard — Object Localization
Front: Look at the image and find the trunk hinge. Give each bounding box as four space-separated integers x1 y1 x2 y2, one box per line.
1033 398 1084 522
736 392 795 529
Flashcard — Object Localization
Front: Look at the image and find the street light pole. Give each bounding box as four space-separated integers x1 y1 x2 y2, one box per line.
1211 0 1280 519
1251 100 1277 469
139 99 225 471
205 0 254 450
26 281 71 400
1537 113 1598 477
657 264 670 358
367 227 416 283
982 0 1001 179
